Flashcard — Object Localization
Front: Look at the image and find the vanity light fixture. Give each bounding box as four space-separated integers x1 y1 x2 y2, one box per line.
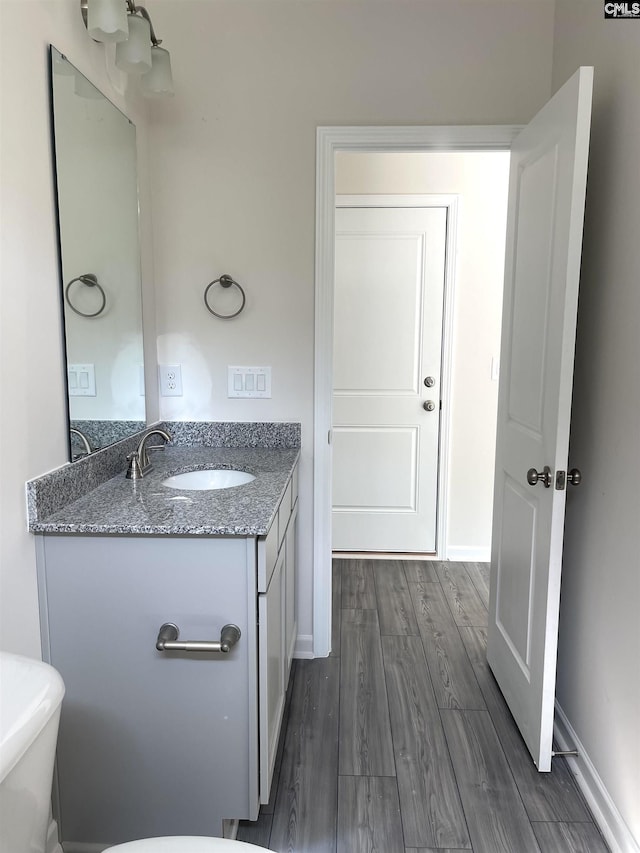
80 0 173 96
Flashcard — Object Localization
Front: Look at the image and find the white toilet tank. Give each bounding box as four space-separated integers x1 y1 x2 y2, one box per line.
0 651 65 853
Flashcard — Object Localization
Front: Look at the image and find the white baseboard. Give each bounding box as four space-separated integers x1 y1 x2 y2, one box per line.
332 551 437 560
446 545 491 562
554 700 639 853
293 633 314 659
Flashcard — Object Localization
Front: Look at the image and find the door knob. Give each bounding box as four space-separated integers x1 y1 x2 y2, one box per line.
423 400 436 412
567 468 582 486
527 466 552 488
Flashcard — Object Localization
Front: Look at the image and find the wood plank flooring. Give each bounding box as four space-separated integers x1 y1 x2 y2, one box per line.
238 559 607 852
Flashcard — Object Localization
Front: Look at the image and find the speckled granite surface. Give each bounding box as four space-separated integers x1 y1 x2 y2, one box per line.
163 421 300 448
29 446 299 535
27 422 300 535
70 419 146 452
27 429 150 526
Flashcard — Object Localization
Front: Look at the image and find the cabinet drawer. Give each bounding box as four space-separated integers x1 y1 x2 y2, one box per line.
257 522 278 594
277 480 293 549
257 466 296 594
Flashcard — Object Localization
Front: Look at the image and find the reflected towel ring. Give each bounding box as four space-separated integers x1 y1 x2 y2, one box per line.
203 274 246 319
65 273 106 318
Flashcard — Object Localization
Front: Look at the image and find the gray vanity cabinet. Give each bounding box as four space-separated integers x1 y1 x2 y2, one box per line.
38 534 259 845
36 463 298 848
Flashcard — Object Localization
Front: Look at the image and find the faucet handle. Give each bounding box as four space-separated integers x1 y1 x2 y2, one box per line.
129 428 172 479
125 452 143 480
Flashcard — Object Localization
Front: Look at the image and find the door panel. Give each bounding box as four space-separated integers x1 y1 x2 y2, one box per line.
333 426 418 511
333 234 425 394
332 204 446 552
507 146 558 432
495 477 537 671
489 67 593 771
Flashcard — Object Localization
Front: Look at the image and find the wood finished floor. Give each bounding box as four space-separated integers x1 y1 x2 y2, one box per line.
238 559 608 853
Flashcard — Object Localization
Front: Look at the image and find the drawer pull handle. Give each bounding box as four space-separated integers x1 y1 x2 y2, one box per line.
156 622 241 653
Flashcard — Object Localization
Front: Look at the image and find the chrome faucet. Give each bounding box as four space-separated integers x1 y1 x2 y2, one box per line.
126 428 172 480
70 427 92 460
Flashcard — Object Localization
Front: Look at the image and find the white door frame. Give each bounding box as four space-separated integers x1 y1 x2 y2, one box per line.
313 125 522 657
334 193 457 554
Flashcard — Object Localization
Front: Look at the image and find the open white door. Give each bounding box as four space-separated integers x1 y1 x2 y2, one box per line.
488 67 593 771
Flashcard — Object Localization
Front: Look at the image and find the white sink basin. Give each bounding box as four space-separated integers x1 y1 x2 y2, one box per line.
161 469 256 491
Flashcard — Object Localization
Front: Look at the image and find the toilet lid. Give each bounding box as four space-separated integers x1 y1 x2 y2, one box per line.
105 837 270 853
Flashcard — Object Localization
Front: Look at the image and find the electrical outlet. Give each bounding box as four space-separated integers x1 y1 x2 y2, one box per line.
159 364 183 396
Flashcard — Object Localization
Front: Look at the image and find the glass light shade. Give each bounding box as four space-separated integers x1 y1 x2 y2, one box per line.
115 14 152 74
140 46 174 97
87 0 129 43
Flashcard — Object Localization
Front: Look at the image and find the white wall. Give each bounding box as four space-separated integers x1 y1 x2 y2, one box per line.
335 152 510 557
0 0 157 656
551 2 640 845
147 0 555 644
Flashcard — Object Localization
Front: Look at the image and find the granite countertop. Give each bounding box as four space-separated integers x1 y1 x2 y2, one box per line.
30 446 300 536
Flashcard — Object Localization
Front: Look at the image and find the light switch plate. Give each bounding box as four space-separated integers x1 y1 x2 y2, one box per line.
228 366 271 398
68 364 96 396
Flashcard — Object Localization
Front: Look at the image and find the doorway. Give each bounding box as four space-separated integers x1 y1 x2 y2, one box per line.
332 197 448 553
330 155 510 550
313 126 520 657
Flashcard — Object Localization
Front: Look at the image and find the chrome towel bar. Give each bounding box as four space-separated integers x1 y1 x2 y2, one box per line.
156 622 241 653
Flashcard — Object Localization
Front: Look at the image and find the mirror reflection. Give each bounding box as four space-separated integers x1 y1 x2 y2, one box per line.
50 47 146 461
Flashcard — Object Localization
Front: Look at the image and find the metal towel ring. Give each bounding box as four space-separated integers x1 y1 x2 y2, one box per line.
203 274 246 319
65 273 106 318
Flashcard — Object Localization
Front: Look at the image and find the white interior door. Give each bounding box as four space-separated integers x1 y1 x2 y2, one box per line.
488 67 593 771
332 203 446 552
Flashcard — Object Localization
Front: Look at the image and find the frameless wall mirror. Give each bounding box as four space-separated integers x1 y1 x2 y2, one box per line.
50 46 146 461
